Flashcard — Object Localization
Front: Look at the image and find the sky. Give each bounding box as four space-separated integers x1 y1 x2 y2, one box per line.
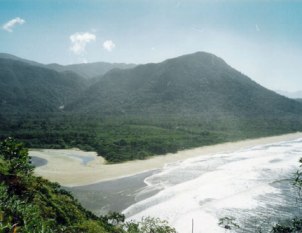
1 0 302 92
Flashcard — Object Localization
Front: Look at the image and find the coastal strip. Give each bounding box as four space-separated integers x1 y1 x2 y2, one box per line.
31 132 302 187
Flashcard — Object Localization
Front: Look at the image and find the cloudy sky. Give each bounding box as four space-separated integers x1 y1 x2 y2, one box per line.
1 0 302 92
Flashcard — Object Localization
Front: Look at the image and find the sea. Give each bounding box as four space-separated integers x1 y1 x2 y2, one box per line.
122 138 302 232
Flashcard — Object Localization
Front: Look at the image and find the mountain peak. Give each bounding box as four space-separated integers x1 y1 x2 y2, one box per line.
163 51 227 69
67 51 302 117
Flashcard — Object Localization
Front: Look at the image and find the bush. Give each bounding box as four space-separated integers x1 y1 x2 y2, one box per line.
124 217 177 233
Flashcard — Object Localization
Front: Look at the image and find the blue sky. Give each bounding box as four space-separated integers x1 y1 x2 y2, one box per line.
1 0 302 91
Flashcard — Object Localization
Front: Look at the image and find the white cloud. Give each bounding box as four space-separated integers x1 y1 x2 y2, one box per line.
3 17 25 32
103 40 116 52
70 32 96 54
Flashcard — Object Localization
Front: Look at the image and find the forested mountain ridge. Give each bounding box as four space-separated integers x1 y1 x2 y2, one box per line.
66 51 302 117
0 53 44 67
1 51 302 162
0 53 136 80
0 58 87 114
48 62 136 79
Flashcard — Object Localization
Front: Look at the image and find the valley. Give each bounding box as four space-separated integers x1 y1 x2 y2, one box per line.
1 52 302 163
2 1 302 232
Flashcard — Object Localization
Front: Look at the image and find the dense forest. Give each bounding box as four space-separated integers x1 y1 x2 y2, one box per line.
1 113 302 163
1 52 302 162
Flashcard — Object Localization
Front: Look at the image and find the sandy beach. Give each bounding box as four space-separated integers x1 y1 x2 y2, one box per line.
31 132 302 187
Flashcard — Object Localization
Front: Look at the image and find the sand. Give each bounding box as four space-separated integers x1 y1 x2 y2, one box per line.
66 170 157 215
31 132 302 187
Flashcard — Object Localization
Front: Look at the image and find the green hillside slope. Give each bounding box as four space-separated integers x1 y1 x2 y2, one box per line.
1 52 302 163
67 52 302 118
0 59 87 114
48 62 136 79
0 138 176 233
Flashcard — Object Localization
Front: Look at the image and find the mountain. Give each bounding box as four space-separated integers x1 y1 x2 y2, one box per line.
67 52 302 118
0 53 45 67
0 58 88 114
2 52 302 163
276 90 302 99
48 62 136 79
0 53 136 80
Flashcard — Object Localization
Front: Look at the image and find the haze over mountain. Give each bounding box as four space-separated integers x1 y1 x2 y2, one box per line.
67 52 302 118
0 58 87 114
0 53 136 80
48 62 136 79
0 53 45 68
276 90 302 99
2 51 302 162
2 51 302 120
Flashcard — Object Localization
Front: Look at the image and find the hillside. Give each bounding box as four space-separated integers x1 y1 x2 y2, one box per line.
67 52 302 118
48 62 136 79
296 99 302 103
0 58 87 114
2 52 302 162
0 53 136 80
0 138 176 232
0 53 44 67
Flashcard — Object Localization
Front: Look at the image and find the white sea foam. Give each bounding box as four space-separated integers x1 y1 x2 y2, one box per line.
123 138 302 233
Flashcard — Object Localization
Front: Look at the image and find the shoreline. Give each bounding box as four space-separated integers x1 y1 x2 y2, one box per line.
66 170 158 215
31 132 302 187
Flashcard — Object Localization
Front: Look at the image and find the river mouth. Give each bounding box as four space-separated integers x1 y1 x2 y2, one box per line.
29 137 302 232
65 170 159 216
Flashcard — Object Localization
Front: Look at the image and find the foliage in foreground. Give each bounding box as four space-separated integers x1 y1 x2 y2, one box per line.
0 138 176 233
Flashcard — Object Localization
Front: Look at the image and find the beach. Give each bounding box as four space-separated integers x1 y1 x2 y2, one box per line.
122 133 302 232
65 170 158 216
31 132 302 231
31 132 302 187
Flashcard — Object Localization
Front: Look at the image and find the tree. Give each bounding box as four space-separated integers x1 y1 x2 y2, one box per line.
123 217 177 233
104 212 125 226
0 137 33 176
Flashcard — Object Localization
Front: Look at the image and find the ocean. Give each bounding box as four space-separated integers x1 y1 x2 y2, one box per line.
123 138 302 232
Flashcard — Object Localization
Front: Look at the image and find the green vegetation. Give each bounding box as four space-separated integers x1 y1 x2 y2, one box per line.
0 58 87 114
124 217 176 233
47 61 135 80
0 52 135 80
67 52 302 117
2 52 302 232
2 114 301 163
1 52 302 163
0 138 176 233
